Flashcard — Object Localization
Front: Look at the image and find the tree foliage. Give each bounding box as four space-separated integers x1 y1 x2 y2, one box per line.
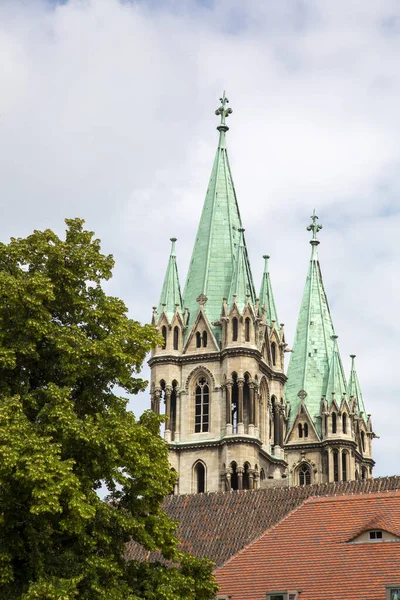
0 219 217 600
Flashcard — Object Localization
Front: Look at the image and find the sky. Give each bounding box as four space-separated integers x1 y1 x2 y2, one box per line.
1 0 399 477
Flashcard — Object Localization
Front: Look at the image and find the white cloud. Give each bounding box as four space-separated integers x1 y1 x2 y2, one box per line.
0 0 399 476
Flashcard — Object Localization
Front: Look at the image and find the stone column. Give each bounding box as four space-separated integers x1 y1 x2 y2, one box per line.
237 379 244 435
249 470 255 490
328 448 333 483
165 386 172 442
226 382 233 435
253 471 260 489
237 466 244 490
154 389 161 415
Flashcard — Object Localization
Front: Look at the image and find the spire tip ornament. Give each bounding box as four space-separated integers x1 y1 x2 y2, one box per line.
307 209 322 246
215 91 233 132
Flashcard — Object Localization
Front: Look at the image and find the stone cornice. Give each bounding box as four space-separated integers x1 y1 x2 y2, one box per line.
149 348 287 384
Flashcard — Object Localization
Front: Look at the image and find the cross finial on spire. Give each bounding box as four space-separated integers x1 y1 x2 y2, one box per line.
307 209 322 245
215 91 233 132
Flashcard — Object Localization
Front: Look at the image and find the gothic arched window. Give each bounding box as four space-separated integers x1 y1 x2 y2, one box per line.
195 377 209 433
342 451 347 482
194 461 205 493
333 449 339 482
304 423 308 438
170 380 177 440
245 317 251 342
161 326 167 349
298 424 303 438
342 413 347 434
243 462 251 490
332 412 337 434
271 342 277 366
299 464 311 486
202 331 207 348
173 326 179 350
230 461 238 491
231 372 238 433
196 331 201 348
232 317 238 341
361 430 365 452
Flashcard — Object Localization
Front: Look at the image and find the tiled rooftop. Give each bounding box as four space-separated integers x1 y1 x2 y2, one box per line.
216 489 400 599
125 475 400 568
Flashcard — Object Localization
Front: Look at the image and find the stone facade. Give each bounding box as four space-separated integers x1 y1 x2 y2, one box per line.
149 94 375 494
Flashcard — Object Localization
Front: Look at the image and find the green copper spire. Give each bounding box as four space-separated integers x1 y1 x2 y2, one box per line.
325 335 347 398
259 254 279 329
157 237 183 321
183 93 255 337
228 228 256 311
348 354 367 422
285 212 336 429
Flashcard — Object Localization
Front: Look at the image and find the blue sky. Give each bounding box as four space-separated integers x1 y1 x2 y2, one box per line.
1 0 400 477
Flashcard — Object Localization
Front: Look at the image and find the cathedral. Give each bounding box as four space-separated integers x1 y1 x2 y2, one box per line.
149 94 375 494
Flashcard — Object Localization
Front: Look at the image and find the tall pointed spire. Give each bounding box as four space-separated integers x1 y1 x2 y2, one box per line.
348 354 367 421
325 335 347 399
285 212 337 428
228 228 256 311
157 237 183 321
183 93 255 337
259 254 279 329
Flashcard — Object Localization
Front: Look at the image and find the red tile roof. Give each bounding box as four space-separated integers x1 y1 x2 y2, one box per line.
216 490 400 600
125 476 400 568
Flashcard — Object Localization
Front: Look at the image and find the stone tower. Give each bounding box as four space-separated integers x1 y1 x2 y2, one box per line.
149 95 375 493
149 94 288 494
283 212 375 485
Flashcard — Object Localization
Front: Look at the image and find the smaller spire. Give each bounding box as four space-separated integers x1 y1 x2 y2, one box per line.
157 237 183 321
325 335 347 399
259 254 279 329
228 228 255 311
348 354 367 422
307 210 323 259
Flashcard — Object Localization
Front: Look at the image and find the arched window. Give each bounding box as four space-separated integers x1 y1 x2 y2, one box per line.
333 450 339 482
231 373 238 433
194 462 205 493
355 468 359 480
230 461 238 491
324 414 328 435
202 331 207 348
271 342 277 366
260 468 265 482
332 412 337 434
170 381 177 439
304 423 308 438
342 413 347 434
195 377 209 433
323 451 329 479
196 331 201 348
173 326 179 350
298 424 303 438
232 317 238 342
271 396 279 446
342 451 347 482
161 326 167 349
245 317 251 342
361 466 367 480
361 430 365 452
299 464 311 486
243 373 250 431
243 463 250 490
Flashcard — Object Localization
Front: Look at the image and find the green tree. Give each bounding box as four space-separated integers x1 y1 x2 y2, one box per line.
0 219 217 600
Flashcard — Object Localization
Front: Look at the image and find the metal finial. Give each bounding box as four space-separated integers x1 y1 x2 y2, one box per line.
215 91 233 132
306 209 323 242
